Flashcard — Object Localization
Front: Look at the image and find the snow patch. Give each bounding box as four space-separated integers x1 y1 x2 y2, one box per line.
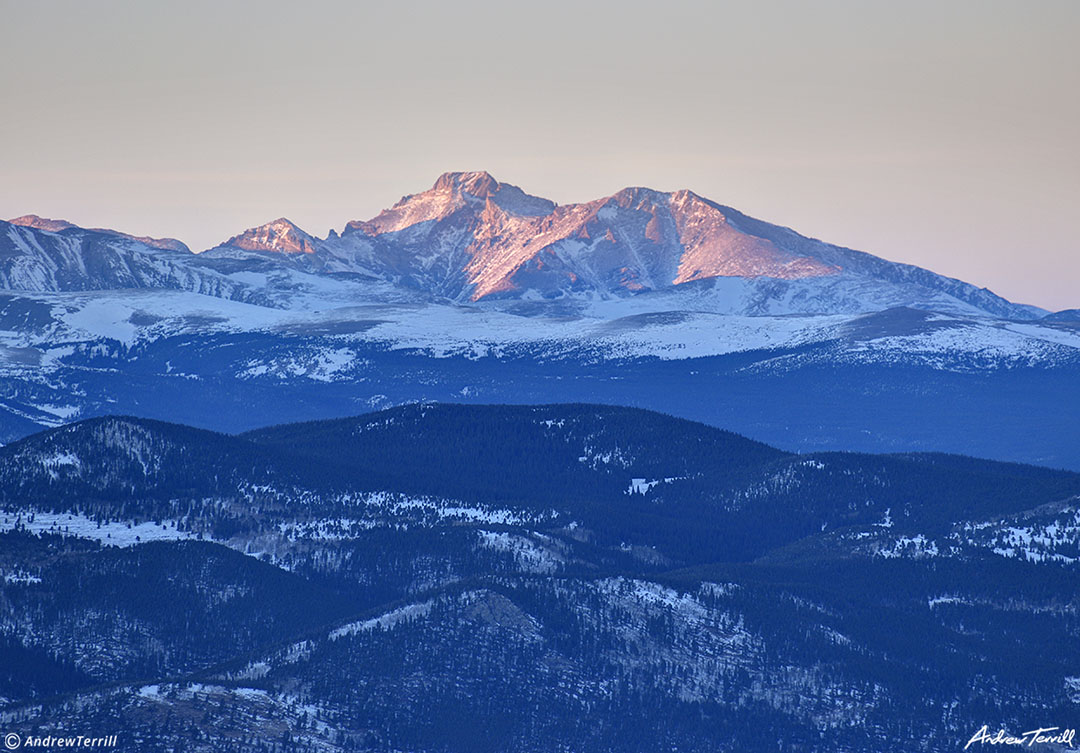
0 510 195 547
329 599 436 640
476 530 560 573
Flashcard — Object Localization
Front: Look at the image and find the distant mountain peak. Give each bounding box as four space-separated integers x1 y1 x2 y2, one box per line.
348 171 557 238
315 174 1035 311
218 217 318 255
433 170 501 198
9 214 78 233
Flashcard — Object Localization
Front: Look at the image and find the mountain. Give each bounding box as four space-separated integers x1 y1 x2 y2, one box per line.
2 173 1048 319
335 174 842 302
8 215 191 253
207 217 320 257
335 171 1032 318
0 217 249 299
195 171 1042 318
2 405 1079 751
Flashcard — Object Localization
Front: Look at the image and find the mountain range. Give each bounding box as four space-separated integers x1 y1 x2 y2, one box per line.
1 172 1078 470
2 171 1050 318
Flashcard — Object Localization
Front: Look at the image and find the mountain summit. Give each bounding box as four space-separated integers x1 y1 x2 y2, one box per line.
213 218 319 255
8 214 79 233
325 174 838 300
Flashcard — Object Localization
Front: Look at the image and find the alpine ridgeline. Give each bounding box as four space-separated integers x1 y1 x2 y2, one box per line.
5 172 1042 318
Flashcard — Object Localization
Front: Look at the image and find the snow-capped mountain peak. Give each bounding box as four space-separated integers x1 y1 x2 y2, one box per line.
434 169 501 197
322 174 848 302
214 218 318 255
346 171 557 239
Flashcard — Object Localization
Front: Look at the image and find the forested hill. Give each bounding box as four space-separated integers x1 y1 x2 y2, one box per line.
3 403 1078 565
3 403 1080 752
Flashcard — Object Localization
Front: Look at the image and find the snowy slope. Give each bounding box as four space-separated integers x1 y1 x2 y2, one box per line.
1 287 1074 373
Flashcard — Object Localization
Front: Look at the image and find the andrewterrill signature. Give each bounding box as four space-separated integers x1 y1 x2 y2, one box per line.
965 725 1076 749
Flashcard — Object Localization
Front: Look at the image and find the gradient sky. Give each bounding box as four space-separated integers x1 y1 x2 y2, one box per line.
2 0 1077 310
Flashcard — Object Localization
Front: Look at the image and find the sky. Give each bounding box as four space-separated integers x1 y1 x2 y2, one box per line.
1 0 1077 310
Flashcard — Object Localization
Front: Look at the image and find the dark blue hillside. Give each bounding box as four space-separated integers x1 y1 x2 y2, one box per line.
2 404 1077 565
0 533 360 701
242 402 788 504
1 404 1078 752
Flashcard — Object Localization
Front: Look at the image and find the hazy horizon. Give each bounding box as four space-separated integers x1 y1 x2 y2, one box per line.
2 0 1077 310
